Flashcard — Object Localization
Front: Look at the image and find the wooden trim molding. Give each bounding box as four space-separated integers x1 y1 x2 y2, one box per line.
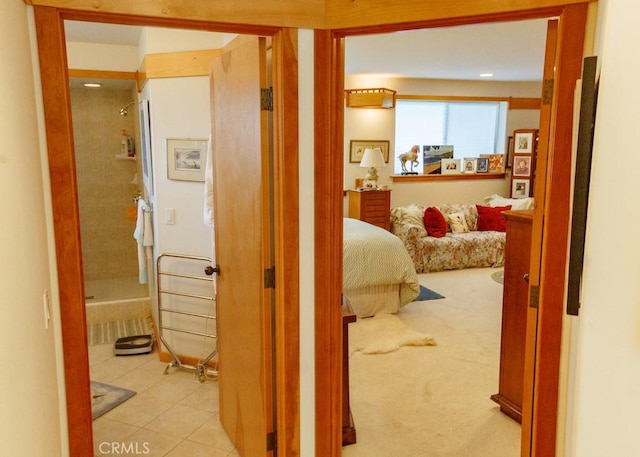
25 0 596 30
144 49 222 78
33 6 300 457
314 28 344 457
68 68 137 81
33 7 93 456
398 94 541 110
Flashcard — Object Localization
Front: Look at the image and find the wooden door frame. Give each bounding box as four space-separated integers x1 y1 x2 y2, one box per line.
314 4 589 456
32 6 299 457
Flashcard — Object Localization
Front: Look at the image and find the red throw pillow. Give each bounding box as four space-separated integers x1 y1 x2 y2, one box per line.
476 205 512 232
423 207 447 238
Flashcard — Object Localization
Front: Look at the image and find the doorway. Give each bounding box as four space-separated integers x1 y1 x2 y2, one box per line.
33 7 299 457
339 18 546 454
315 4 589 456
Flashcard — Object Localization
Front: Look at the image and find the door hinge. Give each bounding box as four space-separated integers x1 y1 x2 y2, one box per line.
542 79 554 105
267 430 277 452
530 284 540 309
261 87 273 111
264 266 276 289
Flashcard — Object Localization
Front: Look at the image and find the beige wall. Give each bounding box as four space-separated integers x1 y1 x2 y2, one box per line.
1 3 66 455
567 0 640 455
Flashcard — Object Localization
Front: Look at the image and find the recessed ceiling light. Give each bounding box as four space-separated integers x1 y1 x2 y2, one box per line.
83 82 102 88
479 73 494 78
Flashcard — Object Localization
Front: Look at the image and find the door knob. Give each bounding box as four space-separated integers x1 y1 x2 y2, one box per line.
205 265 220 276
523 273 529 283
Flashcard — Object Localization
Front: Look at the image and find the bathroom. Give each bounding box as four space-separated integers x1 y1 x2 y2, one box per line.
70 78 154 334
66 23 219 359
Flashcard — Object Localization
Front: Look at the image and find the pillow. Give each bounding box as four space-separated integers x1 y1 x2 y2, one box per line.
393 204 427 238
447 212 470 233
423 207 447 238
476 204 511 232
484 194 534 210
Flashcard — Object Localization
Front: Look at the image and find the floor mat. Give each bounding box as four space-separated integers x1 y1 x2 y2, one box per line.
415 285 445 301
90 381 136 420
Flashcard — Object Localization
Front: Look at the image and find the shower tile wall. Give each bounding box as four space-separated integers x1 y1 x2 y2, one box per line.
71 85 141 285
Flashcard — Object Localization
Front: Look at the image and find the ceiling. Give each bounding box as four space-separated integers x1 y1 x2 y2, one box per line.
65 17 549 82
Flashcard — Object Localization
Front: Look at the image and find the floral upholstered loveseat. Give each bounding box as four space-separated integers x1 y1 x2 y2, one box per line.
390 202 511 273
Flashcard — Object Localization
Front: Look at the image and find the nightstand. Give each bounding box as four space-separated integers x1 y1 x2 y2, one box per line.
347 189 391 231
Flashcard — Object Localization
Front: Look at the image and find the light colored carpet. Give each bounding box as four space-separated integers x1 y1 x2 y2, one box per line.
349 314 435 355
343 267 520 457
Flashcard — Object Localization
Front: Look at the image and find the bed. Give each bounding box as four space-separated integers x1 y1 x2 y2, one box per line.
343 217 420 318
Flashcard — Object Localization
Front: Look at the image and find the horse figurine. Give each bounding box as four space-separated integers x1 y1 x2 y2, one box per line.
398 145 420 173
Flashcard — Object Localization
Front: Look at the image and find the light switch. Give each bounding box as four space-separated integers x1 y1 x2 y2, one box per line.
165 208 175 225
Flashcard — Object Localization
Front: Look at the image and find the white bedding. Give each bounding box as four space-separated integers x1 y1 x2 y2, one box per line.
343 218 420 317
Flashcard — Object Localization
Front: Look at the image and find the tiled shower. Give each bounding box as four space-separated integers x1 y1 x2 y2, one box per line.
70 81 150 322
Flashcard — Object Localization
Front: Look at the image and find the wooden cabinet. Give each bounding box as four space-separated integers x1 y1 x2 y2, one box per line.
491 209 533 423
347 189 391 231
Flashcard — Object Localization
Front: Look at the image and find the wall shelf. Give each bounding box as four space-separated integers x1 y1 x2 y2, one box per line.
390 172 506 182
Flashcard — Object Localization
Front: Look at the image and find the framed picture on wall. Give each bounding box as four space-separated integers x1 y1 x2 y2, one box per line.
349 140 390 163
166 138 208 182
512 155 532 177
511 178 530 198
514 131 534 153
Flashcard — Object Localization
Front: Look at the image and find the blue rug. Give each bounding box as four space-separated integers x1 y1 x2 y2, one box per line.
91 381 136 420
416 285 445 301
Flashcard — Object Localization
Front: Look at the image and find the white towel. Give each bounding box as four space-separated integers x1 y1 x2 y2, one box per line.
133 198 153 284
203 134 214 227
202 134 217 296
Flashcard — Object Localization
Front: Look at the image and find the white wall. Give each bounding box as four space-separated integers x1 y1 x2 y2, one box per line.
344 74 540 208
1 3 66 456
66 42 140 71
568 0 640 455
298 29 316 457
143 75 214 359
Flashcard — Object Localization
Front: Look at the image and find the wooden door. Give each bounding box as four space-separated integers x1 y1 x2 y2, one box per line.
521 5 588 456
211 34 275 456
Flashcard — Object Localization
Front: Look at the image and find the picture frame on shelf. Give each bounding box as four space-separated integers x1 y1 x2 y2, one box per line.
349 140 390 163
422 145 454 174
481 153 505 173
463 158 477 173
441 158 461 174
166 138 208 182
476 157 489 173
512 155 532 177
511 178 530 198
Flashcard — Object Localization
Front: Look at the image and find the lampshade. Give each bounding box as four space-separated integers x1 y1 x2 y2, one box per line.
360 148 386 168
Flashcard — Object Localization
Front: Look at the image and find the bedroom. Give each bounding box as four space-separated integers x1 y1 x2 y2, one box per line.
340 18 548 455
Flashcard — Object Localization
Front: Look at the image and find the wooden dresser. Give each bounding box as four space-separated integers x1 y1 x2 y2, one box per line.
491 209 533 423
347 189 391 231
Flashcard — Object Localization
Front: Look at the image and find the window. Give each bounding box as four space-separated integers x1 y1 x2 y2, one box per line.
394 99 507 174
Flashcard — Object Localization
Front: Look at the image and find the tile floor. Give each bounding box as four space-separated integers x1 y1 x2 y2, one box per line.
90 344 238 457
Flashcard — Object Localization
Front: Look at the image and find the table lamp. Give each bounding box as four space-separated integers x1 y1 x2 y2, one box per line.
360 147 386 187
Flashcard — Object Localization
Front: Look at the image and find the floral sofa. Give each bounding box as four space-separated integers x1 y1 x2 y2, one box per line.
390 202 512 273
